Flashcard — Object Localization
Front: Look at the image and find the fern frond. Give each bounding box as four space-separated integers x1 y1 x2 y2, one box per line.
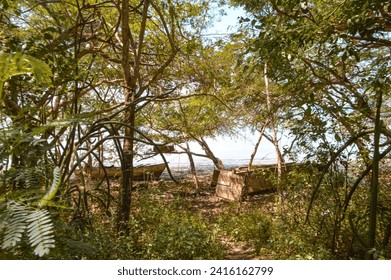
39 166 62 208
26 209 55 257
0 168 58 257
15 167 40 190
1 202 29 249
0 201 55 257
0 204 7 231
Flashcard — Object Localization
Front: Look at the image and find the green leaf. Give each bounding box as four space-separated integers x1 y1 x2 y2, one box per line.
1 201 55 257
1 202 28 249
23 55 53 86
26 209 55 257
0 52 53 99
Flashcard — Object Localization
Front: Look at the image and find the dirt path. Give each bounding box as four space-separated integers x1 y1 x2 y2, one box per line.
221 237 260 260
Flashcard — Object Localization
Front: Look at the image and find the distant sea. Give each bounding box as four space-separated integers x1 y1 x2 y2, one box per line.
138 154 278 178
134 134 282 178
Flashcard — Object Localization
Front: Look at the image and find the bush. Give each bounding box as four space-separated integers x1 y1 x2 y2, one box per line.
217 209 272 254
131 190 225 259
146 215 223 259
265 220 335 260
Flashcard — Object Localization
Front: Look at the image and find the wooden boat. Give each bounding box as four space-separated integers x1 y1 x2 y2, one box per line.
79 163 166 181
133 163 166 180
212 162 301 201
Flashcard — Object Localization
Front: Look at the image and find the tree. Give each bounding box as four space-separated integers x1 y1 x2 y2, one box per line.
142 41 246 172
1 0 217 239
232 0 391 258
112 0 214 234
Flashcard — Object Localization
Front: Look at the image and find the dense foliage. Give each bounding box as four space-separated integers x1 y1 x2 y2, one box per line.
0 0 390 259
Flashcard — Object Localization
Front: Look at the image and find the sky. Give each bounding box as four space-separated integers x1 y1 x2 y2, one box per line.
209 5 246 34
188 131 283 162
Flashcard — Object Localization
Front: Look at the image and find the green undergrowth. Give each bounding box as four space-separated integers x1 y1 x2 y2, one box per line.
2 185 225 260
2 174 390 260
216 208 272 255
128 188 225 259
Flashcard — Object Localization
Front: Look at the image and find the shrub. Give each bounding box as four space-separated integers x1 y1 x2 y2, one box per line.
217 209 272 254
131 190 225 259
146 215 223 259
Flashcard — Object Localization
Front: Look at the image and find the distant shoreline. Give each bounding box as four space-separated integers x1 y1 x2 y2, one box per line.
160 158 279 179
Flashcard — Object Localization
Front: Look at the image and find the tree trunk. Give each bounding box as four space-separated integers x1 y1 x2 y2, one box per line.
185 142 199 191
264 62 285 214
271 122 284 177
116 0 134 235
117 106 135 235
197 137 225 170
264 62 284 178
248 121 268 170
367 90 383 259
